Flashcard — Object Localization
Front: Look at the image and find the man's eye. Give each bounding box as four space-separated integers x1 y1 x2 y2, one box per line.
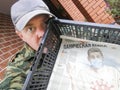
28 27 35 32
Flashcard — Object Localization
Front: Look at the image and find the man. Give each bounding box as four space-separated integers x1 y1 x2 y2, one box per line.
87 47 104 71
67 47 120 90
77 47 120 90
0 0 54 89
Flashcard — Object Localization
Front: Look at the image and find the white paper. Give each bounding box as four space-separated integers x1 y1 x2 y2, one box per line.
47 36 120 90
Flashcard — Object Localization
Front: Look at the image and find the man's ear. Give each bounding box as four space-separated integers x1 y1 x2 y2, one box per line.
15 30 23 40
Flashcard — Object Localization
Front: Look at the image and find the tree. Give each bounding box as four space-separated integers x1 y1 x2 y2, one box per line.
105 0 120 18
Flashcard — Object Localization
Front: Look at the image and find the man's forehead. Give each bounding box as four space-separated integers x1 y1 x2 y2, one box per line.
90 52 101 55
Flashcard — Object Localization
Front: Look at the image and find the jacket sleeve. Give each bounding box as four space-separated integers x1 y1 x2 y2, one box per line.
0 45 35 90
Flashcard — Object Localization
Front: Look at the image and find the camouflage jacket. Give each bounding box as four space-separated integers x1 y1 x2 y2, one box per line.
0 43 35 90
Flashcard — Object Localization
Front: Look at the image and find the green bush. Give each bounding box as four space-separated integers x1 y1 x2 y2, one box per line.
106 0 120 17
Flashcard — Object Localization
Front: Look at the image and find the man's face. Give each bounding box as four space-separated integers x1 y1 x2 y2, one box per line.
16 15 48 51
88 52 103 61
88 52 103 69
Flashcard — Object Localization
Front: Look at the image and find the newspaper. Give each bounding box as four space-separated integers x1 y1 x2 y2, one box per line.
47 35 120 90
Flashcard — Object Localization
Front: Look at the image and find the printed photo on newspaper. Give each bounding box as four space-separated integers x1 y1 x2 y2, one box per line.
47 35 120 90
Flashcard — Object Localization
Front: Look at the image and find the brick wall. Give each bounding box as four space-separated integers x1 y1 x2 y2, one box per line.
0 13 23 81
57 0 86 21
58 0 115 24
79 0 115 24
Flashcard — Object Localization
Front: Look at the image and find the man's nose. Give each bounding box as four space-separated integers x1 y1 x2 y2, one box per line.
36 28 45 38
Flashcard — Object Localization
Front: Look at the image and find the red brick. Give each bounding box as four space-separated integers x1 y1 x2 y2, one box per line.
0 58 2 62
11 35 19 39
0 43 3 48
2 41 11 46
1 46 11 52
92 14 98 19
6 29 14 33
82 1 89 7
16 38 22 41
3 37 11 42
0 67 2 71
100 2 106 7
0 59 9 69
3 33 12 37
0 50 2 55
92 0 104 9
80 0 88 4
85 1 96 10
11 39 17 43
0 33 4 37
0 38 4 43
0 69 6 81
10 49 18 55
97 8 105 15
2 53 11 60
103 18 111 24
11 44 17 48
87 7 94 13
101 13 109 20
90 6 101 16
94 12 105 22
88 0 93 3
18 45 23 50
104 17 115 24
0 30 4 33
108 16 115 21
59 0 85 21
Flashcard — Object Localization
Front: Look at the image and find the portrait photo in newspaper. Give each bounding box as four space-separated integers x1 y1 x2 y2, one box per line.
47 36 120 90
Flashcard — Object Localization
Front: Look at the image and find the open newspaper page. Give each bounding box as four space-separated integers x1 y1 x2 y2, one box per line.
47 35 120 90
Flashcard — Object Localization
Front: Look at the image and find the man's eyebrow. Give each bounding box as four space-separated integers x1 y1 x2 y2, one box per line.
25 23 33 27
